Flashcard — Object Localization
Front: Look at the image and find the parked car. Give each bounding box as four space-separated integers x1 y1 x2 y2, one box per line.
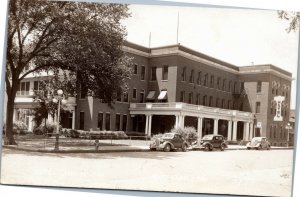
150 133 190 152
198 134 227 151
246 137 271 150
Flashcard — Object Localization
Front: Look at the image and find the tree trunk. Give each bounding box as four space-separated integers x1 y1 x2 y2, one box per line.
5 94 17 145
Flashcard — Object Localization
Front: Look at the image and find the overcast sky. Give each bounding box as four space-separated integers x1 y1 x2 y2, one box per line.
121 4 299 109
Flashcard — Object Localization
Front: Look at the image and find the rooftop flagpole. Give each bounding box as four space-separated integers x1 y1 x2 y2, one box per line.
177 11 179 44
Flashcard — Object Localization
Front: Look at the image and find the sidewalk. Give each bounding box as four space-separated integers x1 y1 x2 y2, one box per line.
2 143 293 153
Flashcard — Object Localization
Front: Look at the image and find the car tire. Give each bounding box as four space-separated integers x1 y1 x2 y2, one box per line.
182 144 188 152
204 144 211 151
150 148 156 151
220 144 226 151
247 147 251 150
256 145 262 150
267 145 271 150
164 144 171 152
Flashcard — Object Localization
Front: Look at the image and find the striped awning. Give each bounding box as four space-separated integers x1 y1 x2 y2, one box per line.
146 91 156 100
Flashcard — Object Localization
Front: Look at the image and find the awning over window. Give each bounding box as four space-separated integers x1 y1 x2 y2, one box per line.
158 90 167 100
146 91 156 100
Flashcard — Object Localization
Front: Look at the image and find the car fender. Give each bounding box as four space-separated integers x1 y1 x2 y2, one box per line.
255 143 262 147
163 141 174 149
202 142 213 148
221 142 227 148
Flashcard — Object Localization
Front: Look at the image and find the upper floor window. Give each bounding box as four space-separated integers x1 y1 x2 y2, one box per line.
80 84 87 99
132 88 137 99
216 98 219 108
182 67 186 81
18 81 30 96
210 75 214 88
197 71 202 85
228 100 232 109
123 93 128 102
196 94 200 105
257 81 262 93
203 95 207 106
256 102 261 113
217 77 221 89
162 65 168 80
189 70 194 83
223 79 226 91
221 99 225 108
151 67 157 81
141 66 145 80
180 91 185 102
188 92 193 104
133 64 138 75
209 96 213 107
234 82 238 93
204 74 208 87
228 80 232 92
240 82 244 93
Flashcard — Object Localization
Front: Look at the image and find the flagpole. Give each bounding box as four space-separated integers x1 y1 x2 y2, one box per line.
177 11 179 44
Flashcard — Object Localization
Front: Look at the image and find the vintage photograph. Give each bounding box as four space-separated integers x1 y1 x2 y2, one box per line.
1 0 299 196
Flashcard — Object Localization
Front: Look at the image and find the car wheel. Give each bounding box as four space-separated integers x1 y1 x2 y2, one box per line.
267 145 271 150
182 144 188 152
150 148 156 151
247 147 251 150
220 144 226 151
204 144 211 151
164 144 171 152
256 145 262 150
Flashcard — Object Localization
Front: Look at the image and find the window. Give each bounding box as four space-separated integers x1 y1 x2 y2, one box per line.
33 81 39 91
189 70 194 83
115 114 121 131
162 65 168 80
221 99 225 108
217 77 221 89
204 74 208 87
116 92 121 102
209 96 213 107
141 66 145 80
151 67 157 81
228 80 232 92
223 79 226 91
210 75 214 88
105 113 111 130
80 84 87 99
180 91 185 102
270 126 273 139
98 112 103 130
256 102 261 113
182 67 186 81
139 90 145 103
228 100 232 109
203 95 207 106
188 92 193 104
257 81 262 93
19 81 30 95
216 98 219 108
197 71 201 85
122 115 127 131
132 88 137 99
79 112 84 130
234 82 237 93
196 94 200 105
240 82 244 93
123 93 128 102
133 64 138 75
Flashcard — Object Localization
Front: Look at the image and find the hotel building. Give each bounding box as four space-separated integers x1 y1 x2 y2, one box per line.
12 41 292 146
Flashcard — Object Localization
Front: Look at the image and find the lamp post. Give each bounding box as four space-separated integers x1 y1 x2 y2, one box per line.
285 122 292 148
52 89 67 151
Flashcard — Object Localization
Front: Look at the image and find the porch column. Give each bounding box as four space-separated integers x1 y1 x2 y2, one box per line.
232 120 238 141
72 110 76 129
13 109 17 122
213 118 219 135
245 122 250 141
148 115 152 137
227 120 232 141
197 117 203 145
243 123 247 141
175 115 179 128
145 115 149 135
249 122 254 139
179 115 185 128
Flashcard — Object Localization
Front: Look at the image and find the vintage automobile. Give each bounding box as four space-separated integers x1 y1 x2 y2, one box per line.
246 137 271 150
149 133 190 152
198 134 228 151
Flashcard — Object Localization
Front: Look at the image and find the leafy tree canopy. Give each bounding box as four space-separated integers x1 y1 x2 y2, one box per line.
278 11 300 32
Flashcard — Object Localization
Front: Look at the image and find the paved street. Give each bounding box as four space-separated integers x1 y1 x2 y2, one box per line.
1 148 293 197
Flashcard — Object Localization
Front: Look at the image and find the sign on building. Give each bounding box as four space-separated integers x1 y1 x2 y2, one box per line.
274 95 285 121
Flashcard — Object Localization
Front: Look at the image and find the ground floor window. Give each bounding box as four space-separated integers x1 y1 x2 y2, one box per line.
122 115 127 131
105 113 111 130
98 112 103 130
115 114 121 131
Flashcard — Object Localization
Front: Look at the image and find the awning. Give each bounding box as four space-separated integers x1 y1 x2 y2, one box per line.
158 90 167 100
146 91 156 100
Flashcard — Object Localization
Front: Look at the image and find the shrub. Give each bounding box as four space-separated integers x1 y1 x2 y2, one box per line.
13 121 28 135
152 133 163 140
33 123 62 136
171 127 198 144
88 130 128 139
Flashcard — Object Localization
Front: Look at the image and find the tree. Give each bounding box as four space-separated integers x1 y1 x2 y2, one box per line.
5 0 132 145
278 11 300 32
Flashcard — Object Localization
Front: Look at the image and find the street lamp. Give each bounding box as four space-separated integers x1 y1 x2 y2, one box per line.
285 122 292 148
52 89 67 151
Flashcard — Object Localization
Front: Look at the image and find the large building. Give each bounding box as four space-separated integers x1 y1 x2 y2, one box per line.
12 41 292 146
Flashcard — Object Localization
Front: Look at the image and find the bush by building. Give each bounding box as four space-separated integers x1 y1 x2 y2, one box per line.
171 127 198 145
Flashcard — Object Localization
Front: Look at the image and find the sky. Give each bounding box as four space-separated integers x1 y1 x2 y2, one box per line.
121 4 299 109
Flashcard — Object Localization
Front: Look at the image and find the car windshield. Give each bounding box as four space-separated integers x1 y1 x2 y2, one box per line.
251 137 262 143
163 133 174 139
202 135 213 140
